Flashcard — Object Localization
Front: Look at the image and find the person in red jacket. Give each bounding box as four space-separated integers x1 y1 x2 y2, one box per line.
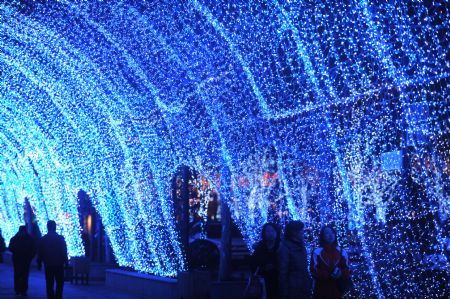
310 225 350 299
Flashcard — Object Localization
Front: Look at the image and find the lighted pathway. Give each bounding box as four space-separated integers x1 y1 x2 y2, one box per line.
0 263 140 299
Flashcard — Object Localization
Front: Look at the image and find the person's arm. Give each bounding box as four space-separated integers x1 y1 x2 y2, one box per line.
277 244 289 299
8 238 15 254
339 249 350 279
310 249 330 279
62 236 68 266
0 237 5 252
33 237 38 256
249 248 258 273
250 243 263 273
37 238 43 270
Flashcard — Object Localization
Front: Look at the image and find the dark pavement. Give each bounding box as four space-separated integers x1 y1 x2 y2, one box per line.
0 263 140 299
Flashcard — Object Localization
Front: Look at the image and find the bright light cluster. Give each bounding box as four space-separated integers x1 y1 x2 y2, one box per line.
0 0 448 296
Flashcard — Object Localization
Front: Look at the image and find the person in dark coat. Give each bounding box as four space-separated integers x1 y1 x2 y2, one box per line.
250 223 281 299
9 225 36 296
0 229 6 263
310 225 350 299
37 220 68 299
278 220 312 299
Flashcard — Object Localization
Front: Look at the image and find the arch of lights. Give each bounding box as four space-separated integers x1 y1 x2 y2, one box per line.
0 0 448 297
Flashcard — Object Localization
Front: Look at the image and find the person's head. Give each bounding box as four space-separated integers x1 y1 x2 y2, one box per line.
210 192 218 202
261 223 280 245
47 220 56 233
285 221 305 243
319 225 338 247
18 225 27 234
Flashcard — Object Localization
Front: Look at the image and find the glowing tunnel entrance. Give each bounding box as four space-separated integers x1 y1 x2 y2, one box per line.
0 1 449 297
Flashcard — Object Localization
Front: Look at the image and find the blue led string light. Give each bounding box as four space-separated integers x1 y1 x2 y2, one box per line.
0 0 448 296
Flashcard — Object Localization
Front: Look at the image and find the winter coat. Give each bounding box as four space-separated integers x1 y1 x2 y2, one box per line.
310 244 350 299
0 234 5 253
277 239 312 299
251 241 280 299
9 232 36 266
37 232 68 267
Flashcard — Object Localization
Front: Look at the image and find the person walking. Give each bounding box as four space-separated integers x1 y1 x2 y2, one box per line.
37 220 68 299
310 225 351 299
9 225 36 296
278 220 312 299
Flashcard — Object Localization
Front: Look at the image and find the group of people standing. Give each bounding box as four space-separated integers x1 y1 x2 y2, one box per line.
250 221 351 299
6 220 68 299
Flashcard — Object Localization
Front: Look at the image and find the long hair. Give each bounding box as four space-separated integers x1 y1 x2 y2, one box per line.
318 225 338 247
260 222 281 250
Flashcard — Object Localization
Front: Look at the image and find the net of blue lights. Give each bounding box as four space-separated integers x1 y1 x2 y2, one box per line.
0 0 448 297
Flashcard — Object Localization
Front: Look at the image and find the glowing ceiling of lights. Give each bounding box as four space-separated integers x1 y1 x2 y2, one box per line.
0 1 448 296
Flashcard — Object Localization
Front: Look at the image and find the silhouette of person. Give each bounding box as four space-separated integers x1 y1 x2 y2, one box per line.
9 225 36 296
278 221 312 299
207 192 219 222
0 229 6 263
251 223 281 299
37 220 68 299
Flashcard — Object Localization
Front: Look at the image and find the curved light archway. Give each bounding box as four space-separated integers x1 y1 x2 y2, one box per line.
0 1 448 296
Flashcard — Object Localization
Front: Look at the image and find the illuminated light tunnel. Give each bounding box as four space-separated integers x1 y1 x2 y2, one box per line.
0 0 449 297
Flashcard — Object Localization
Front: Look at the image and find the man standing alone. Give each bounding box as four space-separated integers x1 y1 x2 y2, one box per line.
9 225 36 296
38 220 68 299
